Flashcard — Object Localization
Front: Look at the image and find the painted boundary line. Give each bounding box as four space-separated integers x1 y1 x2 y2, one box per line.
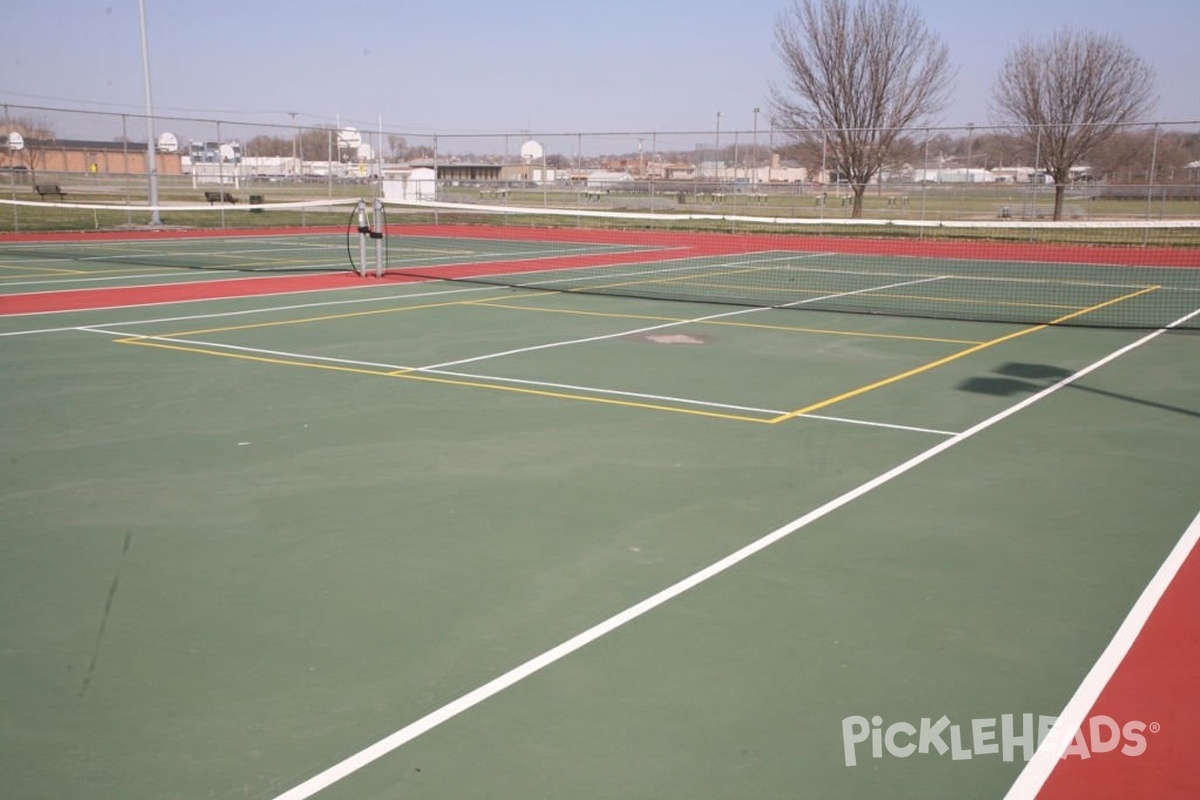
77 274 957 427
0 283 503 337
268 307 1200 800
1003 507 1200 800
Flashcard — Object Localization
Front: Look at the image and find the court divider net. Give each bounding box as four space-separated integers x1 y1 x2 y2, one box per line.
377 198 1200 329
0 197 363 273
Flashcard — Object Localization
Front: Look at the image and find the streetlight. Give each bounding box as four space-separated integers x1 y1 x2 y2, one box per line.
137 0 161 225
715 111 721 184
752 107 760 189
966 122 975 183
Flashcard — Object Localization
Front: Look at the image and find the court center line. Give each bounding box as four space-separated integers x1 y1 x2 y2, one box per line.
410 276 949 373
268 303 1200 800
479 300 983 345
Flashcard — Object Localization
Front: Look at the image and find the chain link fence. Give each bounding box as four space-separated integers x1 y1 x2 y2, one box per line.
3 103 1198 231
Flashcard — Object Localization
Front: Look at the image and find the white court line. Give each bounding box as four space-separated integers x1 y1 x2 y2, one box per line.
0 249 798 323
78 330 785 420
799 413 958 437
1001 297 1200 800
387 241 636 266
0 284 504 337
417 276 948 372
0 274 422 319
0 252 845 336
82 329 961 432
0 271 195 288
418 367 787 417
270 305 1200 800
1005 509 1200 799
0 266 348 289
73 274 954 429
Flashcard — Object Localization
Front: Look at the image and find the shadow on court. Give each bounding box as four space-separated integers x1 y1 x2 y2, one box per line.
960 361 1200 420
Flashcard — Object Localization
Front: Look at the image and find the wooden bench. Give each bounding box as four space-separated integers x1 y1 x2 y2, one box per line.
34 184 67 199
204 191 238 205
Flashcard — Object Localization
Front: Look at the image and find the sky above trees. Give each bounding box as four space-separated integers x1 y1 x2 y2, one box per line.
1 0 1196 138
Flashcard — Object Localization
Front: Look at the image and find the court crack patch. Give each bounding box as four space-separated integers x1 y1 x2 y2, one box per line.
638 333 707 345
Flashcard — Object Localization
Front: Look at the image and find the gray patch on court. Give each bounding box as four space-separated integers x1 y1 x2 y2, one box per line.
639 333 708 345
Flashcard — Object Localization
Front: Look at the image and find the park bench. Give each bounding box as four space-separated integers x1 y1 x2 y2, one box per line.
34 184 67 199
204 191 238 204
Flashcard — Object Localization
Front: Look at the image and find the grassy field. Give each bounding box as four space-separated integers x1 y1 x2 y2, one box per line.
3 173 1199 247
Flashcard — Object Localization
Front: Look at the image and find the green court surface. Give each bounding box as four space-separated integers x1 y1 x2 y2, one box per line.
2 254 1199 799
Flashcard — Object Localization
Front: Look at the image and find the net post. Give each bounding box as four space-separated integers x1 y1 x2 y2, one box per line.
355 199 369 277
372 198 385 278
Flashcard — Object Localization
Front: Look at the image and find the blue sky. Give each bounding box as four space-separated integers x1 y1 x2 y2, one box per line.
1 0 1196 145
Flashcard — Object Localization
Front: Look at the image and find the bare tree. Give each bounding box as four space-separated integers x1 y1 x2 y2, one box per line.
770 0 953 217
991 27 1156 220
245 134 293 158
387 134 407 159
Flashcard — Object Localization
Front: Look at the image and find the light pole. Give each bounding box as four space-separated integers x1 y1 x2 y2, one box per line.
137 0 161 225
966 122 974 183
715 111 721 185
289 112 298 172
752 107 760 189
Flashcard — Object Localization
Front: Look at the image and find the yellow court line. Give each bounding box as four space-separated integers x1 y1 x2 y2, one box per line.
119 337 401 378
385 370 774 423
482 301 983 345
578 263 777 293
665 281 1082 312
0 264 91 275
862 291 1079 311
700 318 982 345
391 247 480 257
769 285 1160 423
118 336 774 424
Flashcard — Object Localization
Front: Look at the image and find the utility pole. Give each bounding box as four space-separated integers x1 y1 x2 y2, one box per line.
715 111 722 185
138 0 161 225
752 107 760 188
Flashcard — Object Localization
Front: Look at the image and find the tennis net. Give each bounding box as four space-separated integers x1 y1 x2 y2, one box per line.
377 199 1200 329
0 197 364 274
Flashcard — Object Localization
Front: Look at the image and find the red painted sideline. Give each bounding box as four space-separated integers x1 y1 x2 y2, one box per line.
0 272 379 315
3 224 1195 315
1035 533 1200 800
389 224 1200 267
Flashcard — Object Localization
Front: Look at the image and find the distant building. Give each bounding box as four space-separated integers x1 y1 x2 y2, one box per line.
3 138 182 175
910 168 997 184
403 160 502 183
382 168 436 202
585 171 634 189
